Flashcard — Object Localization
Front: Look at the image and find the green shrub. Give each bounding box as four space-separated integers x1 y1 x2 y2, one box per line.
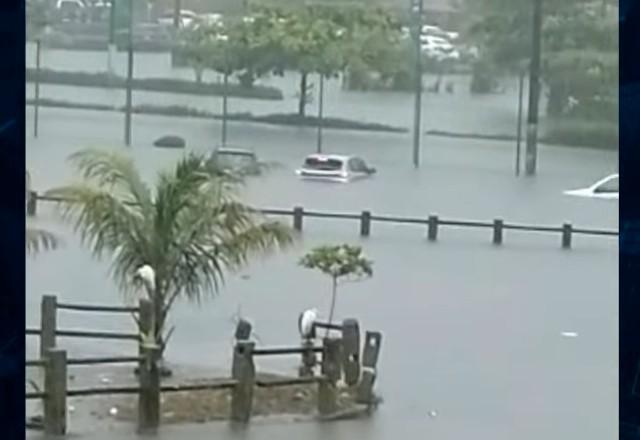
544 119 618 149
25 68 284 101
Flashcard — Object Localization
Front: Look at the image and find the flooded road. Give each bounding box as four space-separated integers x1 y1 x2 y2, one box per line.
26 100 617 440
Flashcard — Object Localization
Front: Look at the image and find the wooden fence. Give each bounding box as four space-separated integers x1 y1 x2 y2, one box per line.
26 295 381 435
27 192 617 249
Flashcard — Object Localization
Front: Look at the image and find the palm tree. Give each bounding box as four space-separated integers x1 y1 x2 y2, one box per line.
46 149 293 360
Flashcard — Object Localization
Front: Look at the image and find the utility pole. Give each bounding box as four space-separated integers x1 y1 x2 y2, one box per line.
515 69 525 176
34 38 41 138
220 37 230 147
124 0 134 146
316 73 325 154
173 0 182 29
108 0 116 77
525 0 542 176
410 0 424 168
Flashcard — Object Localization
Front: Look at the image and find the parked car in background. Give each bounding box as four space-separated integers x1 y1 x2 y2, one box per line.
421 35 460 61
296 154 376 183
564 174 619 200
157 9 197 28
205 147 263 176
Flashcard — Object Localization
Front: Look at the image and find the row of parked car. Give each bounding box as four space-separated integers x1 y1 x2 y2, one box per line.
203 147 618 200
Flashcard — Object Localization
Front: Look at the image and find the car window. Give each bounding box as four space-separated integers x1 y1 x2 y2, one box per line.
304 157 343 171
349 158 368 172
594 176 619 193
214 152 255 169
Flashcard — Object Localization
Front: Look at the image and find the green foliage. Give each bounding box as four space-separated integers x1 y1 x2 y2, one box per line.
300 244 372 281
300 244 372 327
46 149 293 347
26 169 61 256
465 0 618 121
26 68 284 100
26 228 60 255
544 118 618 149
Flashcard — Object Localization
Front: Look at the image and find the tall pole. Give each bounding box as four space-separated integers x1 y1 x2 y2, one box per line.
108 0 116 76
34 39 41 138
124 0 134 146
515 70 525 176
316 73 325 154
525 0 542 176
221 72 228 147
173 0 182 29
411 0 424 169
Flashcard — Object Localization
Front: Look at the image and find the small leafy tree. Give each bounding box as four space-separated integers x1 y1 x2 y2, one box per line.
300 244 372 330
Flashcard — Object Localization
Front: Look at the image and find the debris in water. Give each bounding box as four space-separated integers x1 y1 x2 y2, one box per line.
240 274 251 280
100 375 111 384
109 407 118 417
561 332 578 338
68 405 75 413
428 410 438 418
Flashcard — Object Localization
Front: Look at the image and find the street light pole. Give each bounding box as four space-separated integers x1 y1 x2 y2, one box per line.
124 0 134 146
411 0 424 169
515 69 525 176
316 73 325 154
34 38 41 138
108 0 116 76
525 0 542 176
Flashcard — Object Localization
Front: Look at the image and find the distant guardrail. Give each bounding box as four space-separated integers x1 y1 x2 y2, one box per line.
27 192 618 250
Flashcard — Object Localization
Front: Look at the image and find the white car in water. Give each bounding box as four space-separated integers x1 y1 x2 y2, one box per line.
296 154 376 183
564 173 619 200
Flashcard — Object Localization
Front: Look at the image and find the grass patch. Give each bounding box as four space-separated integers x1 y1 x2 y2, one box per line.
26 68 283 101
26 99 407 134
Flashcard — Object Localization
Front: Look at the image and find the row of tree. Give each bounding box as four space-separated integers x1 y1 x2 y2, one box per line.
179 5 417 116
465 0 618 121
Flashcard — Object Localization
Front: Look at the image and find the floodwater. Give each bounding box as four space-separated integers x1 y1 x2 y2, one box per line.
25 51 618 440
25 43 524 134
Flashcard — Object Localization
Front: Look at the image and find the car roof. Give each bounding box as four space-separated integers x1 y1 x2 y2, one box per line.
214 147 255 156
304 154 356 162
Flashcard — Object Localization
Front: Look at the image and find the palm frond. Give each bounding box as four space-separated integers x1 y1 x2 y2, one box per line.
68 149 153 213
26 226 61 255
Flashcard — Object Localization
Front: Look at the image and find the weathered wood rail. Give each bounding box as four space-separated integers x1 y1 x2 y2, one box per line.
27 192 617 249
26 295 382 435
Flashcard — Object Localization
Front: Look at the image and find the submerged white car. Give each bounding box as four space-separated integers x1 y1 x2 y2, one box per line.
296 154 376 183
564 173 619 200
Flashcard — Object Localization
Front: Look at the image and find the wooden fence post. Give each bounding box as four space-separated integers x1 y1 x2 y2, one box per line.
562 223 572 249
360 211 371 237
27 191 38 217
318 338 340 415
356 331 382 405
231 341 255 423
341 319 361 386
298 339 317 378
40 295 57 359
44 348 67 436
427 215 439 241
293 206 304 232
493 219 504 245
138 345 160 433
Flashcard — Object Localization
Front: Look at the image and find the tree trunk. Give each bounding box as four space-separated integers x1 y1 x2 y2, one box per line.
194 66 203 84
298 72 308 117
325 277 338 338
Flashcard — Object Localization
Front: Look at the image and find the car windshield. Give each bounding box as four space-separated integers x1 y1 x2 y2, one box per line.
594 176 619 193
213 152 255 169
303 157 343 171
